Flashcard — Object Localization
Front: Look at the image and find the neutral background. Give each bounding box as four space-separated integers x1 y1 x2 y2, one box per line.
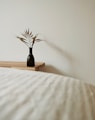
0 0 95 84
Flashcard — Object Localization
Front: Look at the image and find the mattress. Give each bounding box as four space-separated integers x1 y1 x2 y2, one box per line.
0 67 95 120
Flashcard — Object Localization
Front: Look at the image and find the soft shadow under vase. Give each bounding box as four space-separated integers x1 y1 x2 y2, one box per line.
27 47 35 67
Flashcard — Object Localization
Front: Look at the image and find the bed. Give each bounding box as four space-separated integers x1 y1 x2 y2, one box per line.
0 67 95 120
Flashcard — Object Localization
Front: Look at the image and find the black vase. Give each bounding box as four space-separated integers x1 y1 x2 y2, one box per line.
27 47 35 67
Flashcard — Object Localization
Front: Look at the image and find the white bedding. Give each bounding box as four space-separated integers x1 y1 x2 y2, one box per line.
0 67 95 120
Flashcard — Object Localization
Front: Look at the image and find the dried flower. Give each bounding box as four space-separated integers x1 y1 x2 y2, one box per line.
17 29 42 48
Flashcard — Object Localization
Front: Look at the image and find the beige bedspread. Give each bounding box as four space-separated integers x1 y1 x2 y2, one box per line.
0 67 95 120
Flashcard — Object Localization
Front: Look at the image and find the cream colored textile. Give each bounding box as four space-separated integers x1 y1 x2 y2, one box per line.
0 67 95 120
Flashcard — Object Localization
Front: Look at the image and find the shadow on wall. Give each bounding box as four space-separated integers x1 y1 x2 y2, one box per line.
43 40 75 77
44 65 64 75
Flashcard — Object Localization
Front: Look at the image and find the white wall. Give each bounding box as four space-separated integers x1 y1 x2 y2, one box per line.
0 0 95 84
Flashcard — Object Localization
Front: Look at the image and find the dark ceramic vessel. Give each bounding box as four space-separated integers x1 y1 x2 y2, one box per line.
27 47 35 67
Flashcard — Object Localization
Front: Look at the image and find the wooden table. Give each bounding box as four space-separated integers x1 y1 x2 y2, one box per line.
0 61 45 71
